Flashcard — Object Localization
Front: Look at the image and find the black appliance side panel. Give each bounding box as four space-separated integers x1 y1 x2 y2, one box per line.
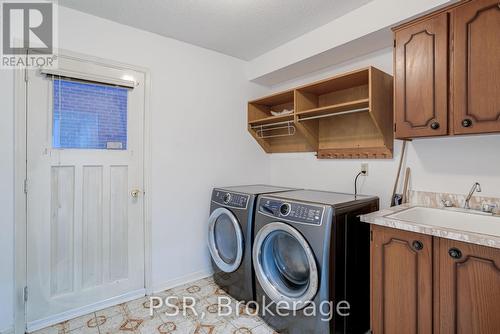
245 194 257 301
331 200 378 334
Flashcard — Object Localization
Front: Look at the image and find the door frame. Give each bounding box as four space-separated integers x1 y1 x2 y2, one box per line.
14 49 153 334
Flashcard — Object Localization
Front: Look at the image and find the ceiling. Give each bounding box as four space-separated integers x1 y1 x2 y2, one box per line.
58 0 373 60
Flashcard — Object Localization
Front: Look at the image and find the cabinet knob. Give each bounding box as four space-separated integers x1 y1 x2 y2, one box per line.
430 121 440 130
412 240 424 251
448 248 462 259
462 119 473 128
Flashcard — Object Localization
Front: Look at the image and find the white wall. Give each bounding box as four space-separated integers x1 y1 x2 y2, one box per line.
0 70 15 333
0 6 270 330
247 0 454 84
266 48 500 208
56 6 272 292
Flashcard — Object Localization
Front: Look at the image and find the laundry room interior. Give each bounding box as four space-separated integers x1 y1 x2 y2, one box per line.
0 0 499 333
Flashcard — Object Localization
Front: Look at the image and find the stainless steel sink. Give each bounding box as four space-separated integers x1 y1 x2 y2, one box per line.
387 207 500 237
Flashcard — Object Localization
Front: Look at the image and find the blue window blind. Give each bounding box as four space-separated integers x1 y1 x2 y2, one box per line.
52 79 128 149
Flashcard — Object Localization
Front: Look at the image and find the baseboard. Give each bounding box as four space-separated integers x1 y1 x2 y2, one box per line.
0 326 14 334
152 267 213 294
26 288 146 332
25 268 213 332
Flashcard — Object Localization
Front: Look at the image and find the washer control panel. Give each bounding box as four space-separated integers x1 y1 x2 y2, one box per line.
259 198 324 225
213 190 249 209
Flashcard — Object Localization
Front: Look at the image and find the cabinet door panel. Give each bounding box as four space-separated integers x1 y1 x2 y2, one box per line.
394 13 448 138
371 226 433 334
438 238 500 334
453 0 500 134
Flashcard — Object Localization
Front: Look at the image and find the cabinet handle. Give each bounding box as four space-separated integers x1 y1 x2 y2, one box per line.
430 122 440 130
412 240 424 251
448 248 462 259
462 119 472 128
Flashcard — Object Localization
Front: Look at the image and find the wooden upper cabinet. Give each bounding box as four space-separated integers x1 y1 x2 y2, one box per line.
394 13 449 139
394 0 500 139
452 0 500 134
371 226 433 334
437 238 500 334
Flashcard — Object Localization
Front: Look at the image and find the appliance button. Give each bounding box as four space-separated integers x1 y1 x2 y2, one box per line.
223 193 231 204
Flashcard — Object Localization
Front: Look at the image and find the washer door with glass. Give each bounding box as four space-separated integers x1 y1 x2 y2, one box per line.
253 222 318 310
208 207 244 273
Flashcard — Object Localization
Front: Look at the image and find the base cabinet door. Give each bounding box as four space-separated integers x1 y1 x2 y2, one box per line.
371 226 433 334
394 12 449 139
452 0 500 134
437 238 500 334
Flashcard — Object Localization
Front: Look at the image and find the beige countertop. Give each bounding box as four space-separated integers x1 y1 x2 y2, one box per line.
360 204 500 250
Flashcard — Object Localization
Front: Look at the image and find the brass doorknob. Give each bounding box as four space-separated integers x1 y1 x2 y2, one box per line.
131 189 141 198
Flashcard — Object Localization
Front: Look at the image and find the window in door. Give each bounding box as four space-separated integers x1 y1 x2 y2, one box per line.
52 79 128 150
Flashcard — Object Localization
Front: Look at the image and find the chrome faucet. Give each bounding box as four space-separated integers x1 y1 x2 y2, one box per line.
464 182 481 209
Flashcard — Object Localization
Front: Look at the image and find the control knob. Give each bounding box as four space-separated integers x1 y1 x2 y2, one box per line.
280 203 291 216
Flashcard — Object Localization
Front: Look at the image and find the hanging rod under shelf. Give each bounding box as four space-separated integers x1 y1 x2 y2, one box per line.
251 121 296 139
298 107 369 121
250 120 292 128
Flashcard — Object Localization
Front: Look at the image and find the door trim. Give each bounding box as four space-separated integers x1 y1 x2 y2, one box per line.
14 49 152 334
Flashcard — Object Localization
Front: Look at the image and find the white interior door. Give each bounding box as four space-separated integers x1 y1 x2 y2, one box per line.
26 55 146 329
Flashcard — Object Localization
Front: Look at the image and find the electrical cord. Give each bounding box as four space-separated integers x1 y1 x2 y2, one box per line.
354 171 366 198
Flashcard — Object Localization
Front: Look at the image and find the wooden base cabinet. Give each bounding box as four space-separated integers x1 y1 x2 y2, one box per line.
371 226 433 334
437 238 500 334
371 226 500 334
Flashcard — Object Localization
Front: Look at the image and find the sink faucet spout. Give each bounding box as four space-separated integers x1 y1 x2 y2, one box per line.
465 182 482 209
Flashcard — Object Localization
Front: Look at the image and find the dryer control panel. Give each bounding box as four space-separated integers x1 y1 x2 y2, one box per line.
259 198 324 225
213 190 249 209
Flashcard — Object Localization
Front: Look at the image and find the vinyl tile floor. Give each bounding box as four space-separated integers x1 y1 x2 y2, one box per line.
30 276 277 334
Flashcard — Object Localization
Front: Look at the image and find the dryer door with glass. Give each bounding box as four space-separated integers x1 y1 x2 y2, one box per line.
208 207 244 273
253 222 319 310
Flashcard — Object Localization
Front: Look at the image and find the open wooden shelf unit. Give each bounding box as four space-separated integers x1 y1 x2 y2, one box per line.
248 67 394 159
248 90 314 153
